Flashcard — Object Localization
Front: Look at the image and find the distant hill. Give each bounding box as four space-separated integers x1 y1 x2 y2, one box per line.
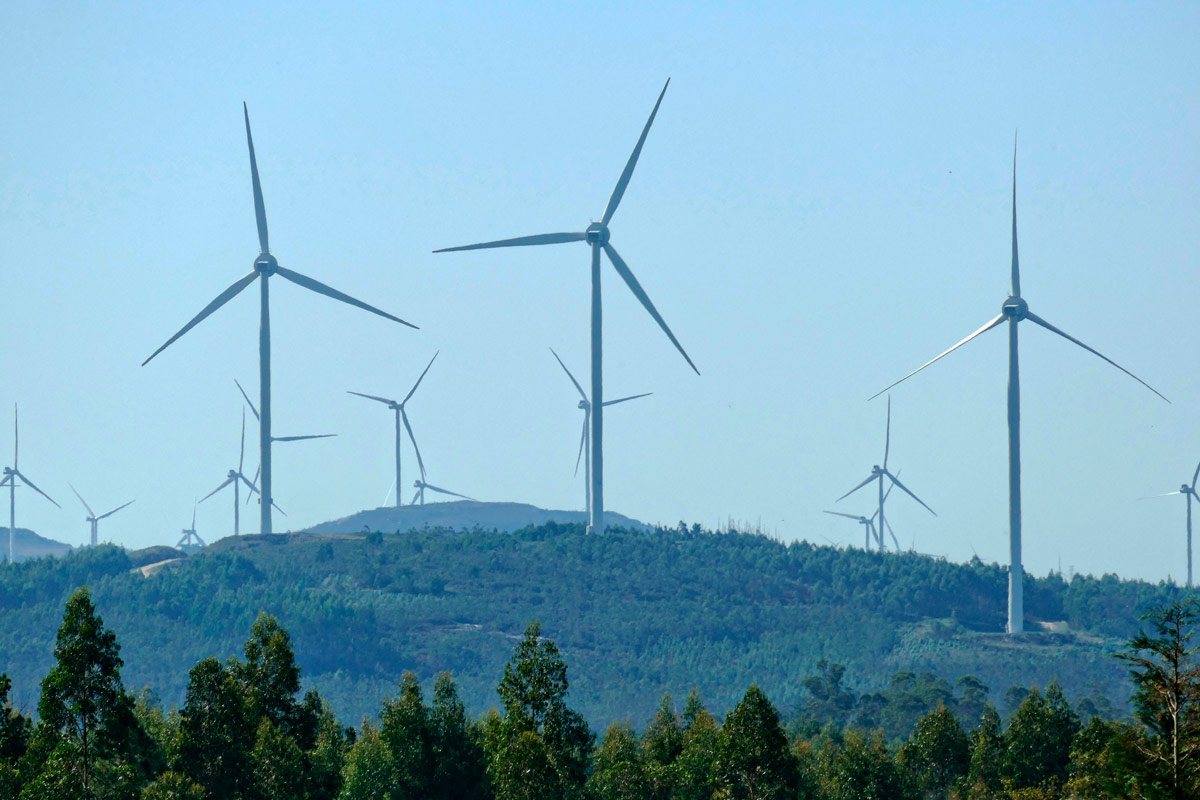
0 522 1192 730
0 528 72 561
305 500 651 534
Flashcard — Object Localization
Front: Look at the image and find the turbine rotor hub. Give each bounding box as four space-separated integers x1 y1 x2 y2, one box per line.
254 253 279 275
1182 484 1191 494
585 223 610 245
1002 295 1028 320
578 400 589 410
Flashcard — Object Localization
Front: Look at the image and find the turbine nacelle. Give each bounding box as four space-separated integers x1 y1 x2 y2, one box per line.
1002 295 1028 320
585 223 610 245
577 399 590 411
1183 484 1192 494
254 253 279 275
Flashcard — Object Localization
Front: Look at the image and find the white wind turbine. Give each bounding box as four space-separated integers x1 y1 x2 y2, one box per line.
1138 459 1200 588
69 485 134 548
176 503 206 553
550 348 650 520
142 104 415 536
347 352 438 507
1 405 60 563
436 80 697 534
411 479 475 506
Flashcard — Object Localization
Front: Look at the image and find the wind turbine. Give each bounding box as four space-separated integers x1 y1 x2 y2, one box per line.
550 348 651 520
823 510 879 550
347 351 438 507
0 405 60 564
836 397 935 550
198 408 263 536
1138 459 1200 588
436 80 697 534
142 104 415 536
872 138 1168 633
176 503 206 553
68 485 134 547
411 479 475 505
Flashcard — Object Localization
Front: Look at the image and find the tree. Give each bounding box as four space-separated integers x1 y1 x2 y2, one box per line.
822 730 912 800
36 587 128 796
250 719 305 800
236 613 302 736
800 661 857 728
337 722 393 800
496 621 569 733
139 772 206 800
380 673 431 800
428 674 486 800
999 683 1080 791
714 685 800 800
0 674 31 766
897 704 968 799
954 676 989 729
962 704 1003 798
589 722 650 800
1115 599 1200 798
175 657 252 800
673 691 719 800
641 694 682 800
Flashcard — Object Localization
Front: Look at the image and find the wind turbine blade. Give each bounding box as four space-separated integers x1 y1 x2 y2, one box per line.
235 378 260 421
244 103 269 254
836 474 876 502
602 78 669 226
884 470 936 516
12 405 17 469
434 232 587 253
574 417 587 478
347 390 397 406
603 243 699 375
423 482 475 501
16 472 59 508
883 395 891 469
272 500 286 516
1192 459 1200 492
1011 131 1020 297
403 351 439 405
97 500 134 521
400 409 426 481
69 483 95 517
273 434 337 442
142 272 259 366
823 510 863 521
238 474 260 496
602 392 653 406
1024 311 1169 402
550 348 588 402
1137 491 1183 500
200 477 235 503
245 466 260 505
869 314 1006 400
239 408 246 472
411 489 421 505
191 502 197 530
274 266 418 329
0 475 11 488
888 520 901 553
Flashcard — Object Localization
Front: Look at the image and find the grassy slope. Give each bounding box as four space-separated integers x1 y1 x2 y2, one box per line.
0 523 1188 727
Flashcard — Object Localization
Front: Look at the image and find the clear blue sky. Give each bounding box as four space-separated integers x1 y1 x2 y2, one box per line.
1 2 1196 582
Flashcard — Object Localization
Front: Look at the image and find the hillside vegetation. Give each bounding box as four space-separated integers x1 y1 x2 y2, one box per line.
0 522 1190 725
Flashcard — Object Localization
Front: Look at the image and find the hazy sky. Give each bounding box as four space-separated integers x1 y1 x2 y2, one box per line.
1 2 1197 583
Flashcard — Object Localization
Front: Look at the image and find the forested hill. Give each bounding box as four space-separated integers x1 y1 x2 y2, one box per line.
0 523 1189 726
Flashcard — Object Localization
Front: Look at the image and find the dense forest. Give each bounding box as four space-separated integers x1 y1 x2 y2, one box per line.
0 522 1192 726
1 588 1196 798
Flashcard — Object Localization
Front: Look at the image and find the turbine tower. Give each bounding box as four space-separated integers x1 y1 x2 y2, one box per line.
411 479 474 505
550 348 650 520
176 503 206 554
69 485 134 547
0 405 60 563
436 80 697 534
873 138 1167 633
1138 459 1200 588
347 351 438 507
142 104 416 536
836 397 935 550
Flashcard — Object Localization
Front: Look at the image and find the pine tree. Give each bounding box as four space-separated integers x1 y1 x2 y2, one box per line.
429 673 487 800
1000 683 1080 791
338 722 394 800
897 703 968 799
236 613 302 736
962 704 1003 797
641 694 682 800
380 673 432 800
176 657 253 800
714 685 801 800
673 691 720 800
589 721 651 800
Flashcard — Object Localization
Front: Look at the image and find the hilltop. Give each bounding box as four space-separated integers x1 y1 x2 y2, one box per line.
0 521 1190 728
0 527 72 561
304 500 651 534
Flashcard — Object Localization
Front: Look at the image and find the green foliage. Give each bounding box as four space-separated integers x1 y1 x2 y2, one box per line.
713 685 800 799
821 730 912 800
640 694 682 799
672 692 720 800
589 722 650 800
896 703 968 799
251 718 305 800
428 674 487 800
380 673 432 799
139 771 205 800
0 675 31 767
176 657 252 799
337 723 393 800
999 683 1080 791
963 704 1003 796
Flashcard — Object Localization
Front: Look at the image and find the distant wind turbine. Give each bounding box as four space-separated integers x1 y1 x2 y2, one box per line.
1138 459 1200 588
550 348 650 520
836 397 935 551
347 351 439 507
68 485 134 547
872 137 1168 633
823 510 879 551
1 405 60 564
411 479 475 505
436 80 697 534
176 503 206 553
142 104 416 536
199 409 263 536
